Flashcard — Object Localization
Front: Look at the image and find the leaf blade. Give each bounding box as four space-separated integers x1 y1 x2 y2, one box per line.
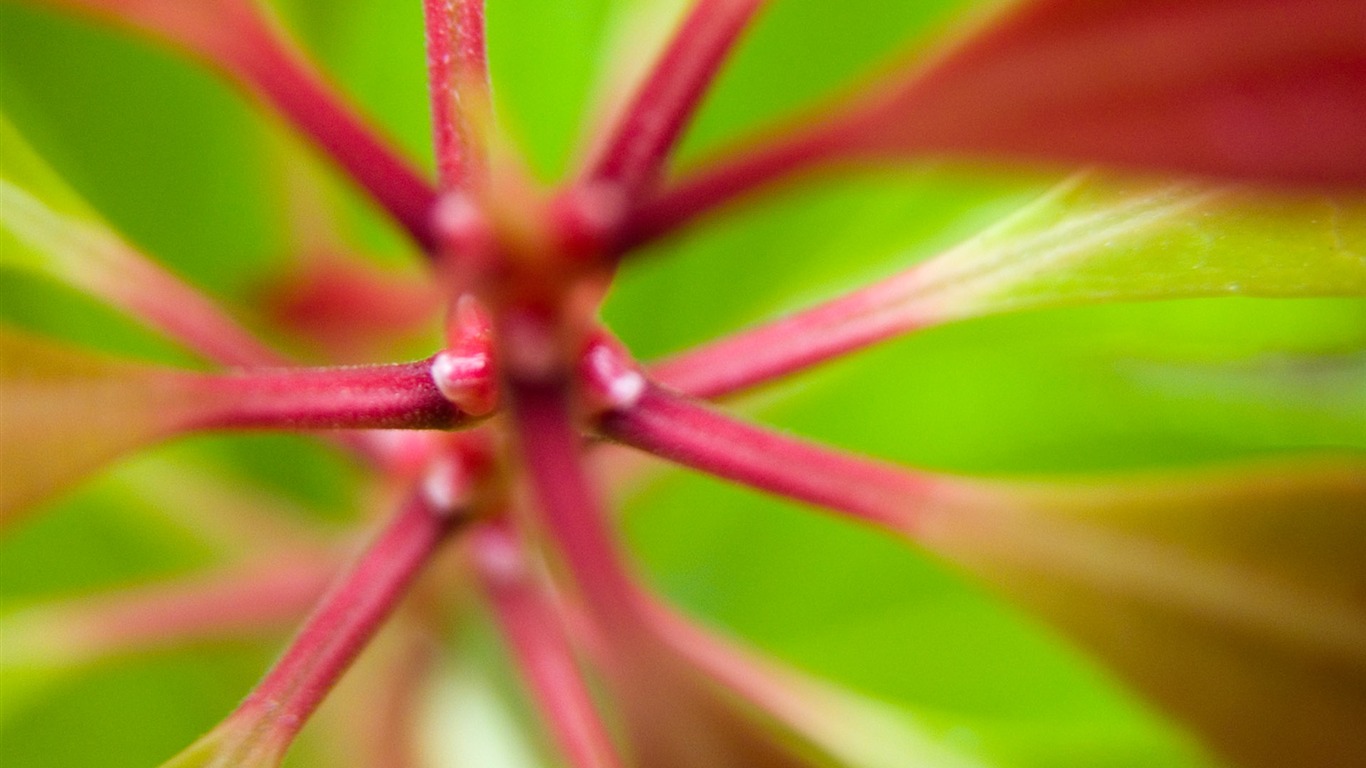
923 459 1366 768
654 174 1366 399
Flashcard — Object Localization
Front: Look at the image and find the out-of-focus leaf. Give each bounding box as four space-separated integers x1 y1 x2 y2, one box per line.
849 0 1366 183
621 461 1214 767
921 459 1366 768
618 602 995 768
675 0 979 161
913 176 1366 321
653 174 1366 399
479 0 615 180
678 0 1366 194
26 0 252 61
0 645 284 768
0 112 92 217
607 166 1046 360
1 114 127 284
0 2 287 295
0 329 208 523
0 113 277 366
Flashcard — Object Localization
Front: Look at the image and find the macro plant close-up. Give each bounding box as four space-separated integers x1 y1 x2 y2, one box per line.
1 0 1364 766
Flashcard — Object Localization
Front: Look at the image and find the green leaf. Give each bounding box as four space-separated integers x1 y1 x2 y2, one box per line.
0 113 118 284
1 112 283 366
0 2 287 294
649 173 1365 400
913 175 1366 323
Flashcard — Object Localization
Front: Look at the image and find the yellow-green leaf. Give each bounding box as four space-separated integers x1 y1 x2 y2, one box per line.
0 329 203 524
923 459 1366 768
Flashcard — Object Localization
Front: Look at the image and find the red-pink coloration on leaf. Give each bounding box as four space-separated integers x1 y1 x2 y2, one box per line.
631 0 1366 246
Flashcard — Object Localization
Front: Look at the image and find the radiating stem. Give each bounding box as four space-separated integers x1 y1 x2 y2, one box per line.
3 555 336 669
163 482 469 767
649 266 930 399
184 357 479 432
582 0 768 198
599 382 945 534
42 0 438 249
423 0 490 190
228 15 438 249
0 179 284 368
506 378 643 630
473 520 625 768
621 123 848 250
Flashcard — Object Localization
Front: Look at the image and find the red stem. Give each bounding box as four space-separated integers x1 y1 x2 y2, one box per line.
506 378 643 629
184 357 476 432
649 266 929 399
223 485 467 759
472 520 625 768
7 555 336 667
583 0 768 197
423 0 490 190
621 122 849 250
43 0 439 248
107 253 285 369
598 383 943 534
228 16 439 250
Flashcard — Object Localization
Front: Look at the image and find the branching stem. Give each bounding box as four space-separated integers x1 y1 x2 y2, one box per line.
649 266 929 399
423 0 490 191
599 382 943 534
473 520 625 768
622 123 848 250
164 482 469 766
184 357 478 432
229 16 438 249
507 378 643 631
583 0 768 198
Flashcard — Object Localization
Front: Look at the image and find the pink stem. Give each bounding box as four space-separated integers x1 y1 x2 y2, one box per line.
620 121 850 249
263 253 442 363
183 357 477 432
649 267 927 399
228 16 439 250
423 0 489 190
506 379 643 630
7 555 336 666
472 521 625 768
583 0 768 197
43 1 438 248
113 257 285 369
224 485 467 759
598 382 941 534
